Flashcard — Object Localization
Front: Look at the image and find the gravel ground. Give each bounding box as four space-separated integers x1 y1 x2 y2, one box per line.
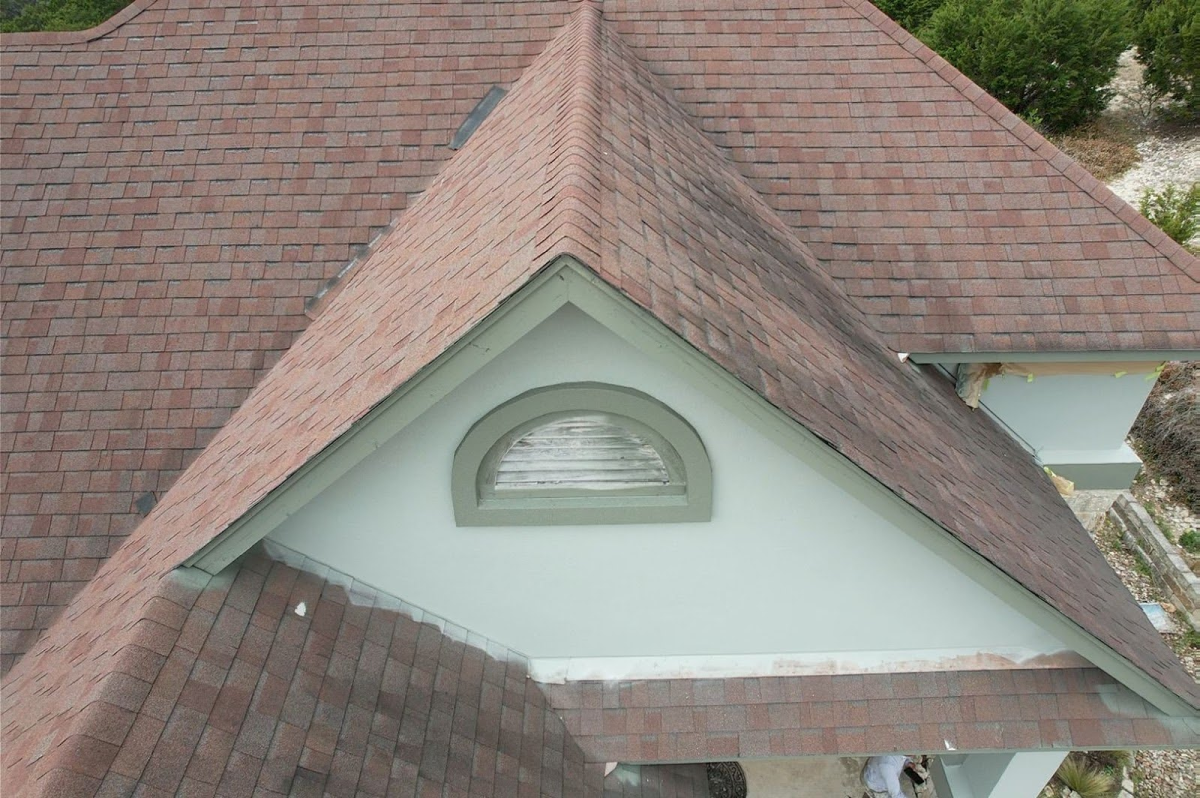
1090 518 1199 798
1134 477 1200 546
1101 57 1199 796
1101 50 1200 248
1108 135 1200 210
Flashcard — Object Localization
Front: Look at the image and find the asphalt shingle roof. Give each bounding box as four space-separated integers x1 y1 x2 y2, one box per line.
1 0 573 671
4 546 1195 795
4 0 1199 674
3 2 1199 792
607 0 1200 353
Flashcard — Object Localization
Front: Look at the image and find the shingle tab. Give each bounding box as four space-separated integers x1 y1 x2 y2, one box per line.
600 0 1199 353
7 545 1191 794
4 549 600 796
545 670 1199 760
0 0 573 671
5 0 1197 674
4 3 1200 791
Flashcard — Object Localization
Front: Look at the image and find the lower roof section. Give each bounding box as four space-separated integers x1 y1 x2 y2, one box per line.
3 547 597 797
544 668 1198 765
7 546 1193 796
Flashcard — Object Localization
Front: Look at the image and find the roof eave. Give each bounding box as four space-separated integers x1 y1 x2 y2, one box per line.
184 256 1200 718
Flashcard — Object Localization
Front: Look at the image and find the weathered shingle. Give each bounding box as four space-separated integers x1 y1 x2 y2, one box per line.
5 0 1197 673
6 548 600 796
603 0 1199 353
0 0 573 671
545 670 1199 761
3 3 1199 791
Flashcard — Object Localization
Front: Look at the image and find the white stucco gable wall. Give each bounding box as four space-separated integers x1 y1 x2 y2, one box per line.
269 305 1073 675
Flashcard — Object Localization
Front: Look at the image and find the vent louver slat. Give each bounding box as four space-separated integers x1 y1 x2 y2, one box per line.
494 417 670 490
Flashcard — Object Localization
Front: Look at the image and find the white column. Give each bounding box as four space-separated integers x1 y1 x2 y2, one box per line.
931 751 1067 798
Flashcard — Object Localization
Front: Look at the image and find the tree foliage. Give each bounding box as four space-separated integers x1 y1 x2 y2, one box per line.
1134 0 1200 115
0 0 132 33
874 0 948 33
920 0 1132 132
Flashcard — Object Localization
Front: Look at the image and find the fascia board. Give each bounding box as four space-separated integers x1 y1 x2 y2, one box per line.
910 351 1200 365
184 255 1196 717
558 258 1195 718
184 262 573 574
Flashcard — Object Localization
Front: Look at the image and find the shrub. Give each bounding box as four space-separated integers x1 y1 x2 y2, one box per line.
1133 0 1200 116
0 0 132 33
1054 753 1116 797
1130 362 1200 516
1180 531 1200 553
920 0 1132 133
1139 182 1200 246
1083 749 1131 773
875 0 949 32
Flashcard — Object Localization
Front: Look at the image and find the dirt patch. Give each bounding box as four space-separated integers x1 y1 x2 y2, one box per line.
1054 50 1200 223
1108 135 1200 208
1092 518 1199 798
1130 362 1200 517
1053 120 1141 182
1098 50 1200 243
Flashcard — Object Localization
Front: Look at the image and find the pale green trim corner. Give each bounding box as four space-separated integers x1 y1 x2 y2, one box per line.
1047 460 1143 491
183 256 1197 718
912 351 1200 365
452 383 712 526
183 261 574 575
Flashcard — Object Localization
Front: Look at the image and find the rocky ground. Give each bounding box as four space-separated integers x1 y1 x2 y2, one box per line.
1133 477 1200 552
1093 57 1200 798
1090 517 1199 797
1101 51 1200 247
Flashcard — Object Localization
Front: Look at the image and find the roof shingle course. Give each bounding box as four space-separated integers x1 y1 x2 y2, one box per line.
7 545 1194 795
6 549 600 795
6 0 1199 672
0 0 574 670
4 3 1200 788
545 667 1199 762
602 0 1200 351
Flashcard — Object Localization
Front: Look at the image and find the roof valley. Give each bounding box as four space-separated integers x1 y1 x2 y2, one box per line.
4 4 1200 788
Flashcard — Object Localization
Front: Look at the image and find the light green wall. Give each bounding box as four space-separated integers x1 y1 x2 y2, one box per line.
973 372 1154 488
933 752 1067 798
269 306 1069 661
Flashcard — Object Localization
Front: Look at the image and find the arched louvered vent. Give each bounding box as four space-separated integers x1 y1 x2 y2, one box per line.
493 414 676 492
453 383 711 526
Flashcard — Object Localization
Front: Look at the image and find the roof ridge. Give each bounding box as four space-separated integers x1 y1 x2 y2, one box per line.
582 14 1200 712
4 10 1198 784
0 0 157 47
590 13 900 363
840 0 1200 284
535 2 605 264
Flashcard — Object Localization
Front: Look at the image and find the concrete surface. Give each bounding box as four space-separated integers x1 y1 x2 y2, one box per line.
742 757 929 798
1066 489 1124 531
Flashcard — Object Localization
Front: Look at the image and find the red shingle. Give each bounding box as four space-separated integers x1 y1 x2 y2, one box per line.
549 669 1199 759
0 550 604 795
4 2 1200 790
5 0 1197 672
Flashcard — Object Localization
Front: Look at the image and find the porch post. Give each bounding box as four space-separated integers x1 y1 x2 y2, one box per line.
930 751 1067 798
